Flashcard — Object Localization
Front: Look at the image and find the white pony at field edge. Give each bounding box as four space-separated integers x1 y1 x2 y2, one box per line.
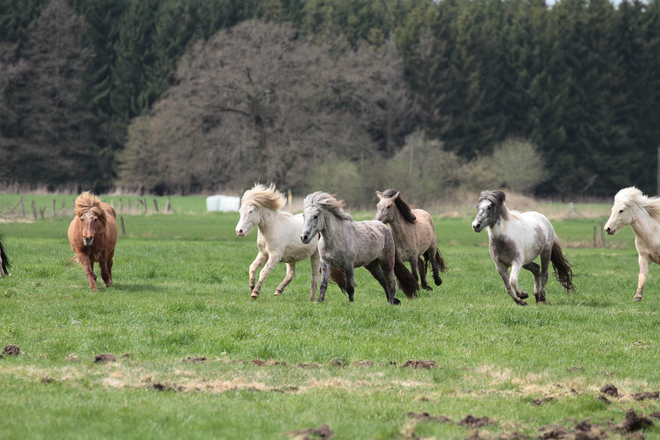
604 187 660 301
235 184 320 300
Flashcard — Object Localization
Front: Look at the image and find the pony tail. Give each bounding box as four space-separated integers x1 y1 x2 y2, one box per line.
394 254 419 299
551 240 575 293
435 249 448 273
329 267 348 293
0 234 10 276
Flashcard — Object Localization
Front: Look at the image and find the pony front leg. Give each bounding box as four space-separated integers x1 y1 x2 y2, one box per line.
98 255 112 288
248 252 268 295
344 266 355 302
634 255 650 301
275 263 295 296
496 263 527 306
251 252 282 299
508 262 529 300
309 249 321 301
79 255 98 291
317 260 332 302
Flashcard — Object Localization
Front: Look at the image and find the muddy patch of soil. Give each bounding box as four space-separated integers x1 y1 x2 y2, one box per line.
566 367 583 372
182 356 207 363
531 397 554 406
354 360 373 367
285 423 334 439
596 395 610 404
298 363 320 369
93 353 116 363
649 411 660 419
329 358 344 367
538 425 570 439
408 411 452 423
619 409 653 433
402 360 437 369
151 382 184 392
599 384 618 397
3 344 20 356
460 415 490 428
65 355 80 362
632 391 659 401
252 359 266 366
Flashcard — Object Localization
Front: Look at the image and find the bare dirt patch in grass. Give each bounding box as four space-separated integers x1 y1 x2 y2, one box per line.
285 423 334 440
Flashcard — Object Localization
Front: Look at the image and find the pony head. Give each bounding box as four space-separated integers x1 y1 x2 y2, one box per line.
300 191 351 244
375 189 417 224
472 190 508 233
75 192 107 246
236 184 286 237
604 187 660 235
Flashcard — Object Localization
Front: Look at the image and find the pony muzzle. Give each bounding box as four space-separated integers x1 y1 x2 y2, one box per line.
300 233 311 244
83 236 94 246
472 222 483 232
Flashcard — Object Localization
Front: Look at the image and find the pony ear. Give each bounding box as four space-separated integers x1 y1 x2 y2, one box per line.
376 191 384 200
393 191 400 199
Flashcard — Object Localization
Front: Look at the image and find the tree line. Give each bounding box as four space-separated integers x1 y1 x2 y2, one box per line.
0 0 659 201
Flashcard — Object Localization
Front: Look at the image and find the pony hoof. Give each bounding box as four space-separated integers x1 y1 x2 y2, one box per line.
518 291 529 299
423 286 433 292
633 296 642 302
392 298 401 305
251 291 259 299
434 278 442 286
274 290 282 296
91 287 98 292
517 300 528 306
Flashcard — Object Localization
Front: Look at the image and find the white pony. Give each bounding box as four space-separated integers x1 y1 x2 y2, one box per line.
604 187 660 301
472 190 575 305
235 184 320 300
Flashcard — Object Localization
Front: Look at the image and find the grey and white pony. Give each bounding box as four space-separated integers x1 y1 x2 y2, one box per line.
236 184 320 300
0 233 9 277
300 191 419 305
471 190 574 305
604 187 660 301
375 189 447 291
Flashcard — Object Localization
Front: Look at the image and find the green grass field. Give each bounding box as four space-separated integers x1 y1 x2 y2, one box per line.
0 194 659 439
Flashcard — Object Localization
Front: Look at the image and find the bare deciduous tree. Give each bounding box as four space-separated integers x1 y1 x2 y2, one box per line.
118 20 415 194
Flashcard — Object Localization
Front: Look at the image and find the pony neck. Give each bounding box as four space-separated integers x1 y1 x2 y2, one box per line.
256 207 279 234
319 210 343 244
629 203 658 238
486 207 510 237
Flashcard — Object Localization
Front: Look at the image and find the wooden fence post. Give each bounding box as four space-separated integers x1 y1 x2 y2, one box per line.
119 198 123 213
120 215 126 236
52 199 56 217
165 198 171 212
31 200 37 219
153 198 159 212
20 195 25 217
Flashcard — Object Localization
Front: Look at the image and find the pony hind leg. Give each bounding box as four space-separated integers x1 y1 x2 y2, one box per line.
99 256 112 288
537 249 551 304
275 262 296 296
365 261 399 305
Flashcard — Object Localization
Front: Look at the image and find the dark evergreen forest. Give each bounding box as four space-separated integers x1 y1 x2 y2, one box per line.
1 0 659 199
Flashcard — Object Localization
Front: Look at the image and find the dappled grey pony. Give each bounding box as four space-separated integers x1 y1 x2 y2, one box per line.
375 189 447 291
300 191 419 305
471 190 574 305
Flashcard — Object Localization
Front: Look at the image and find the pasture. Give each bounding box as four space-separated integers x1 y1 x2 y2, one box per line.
0 194 659 439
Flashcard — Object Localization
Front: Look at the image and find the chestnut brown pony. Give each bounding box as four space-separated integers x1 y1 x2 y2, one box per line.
0 233 10 277
68 192 118 291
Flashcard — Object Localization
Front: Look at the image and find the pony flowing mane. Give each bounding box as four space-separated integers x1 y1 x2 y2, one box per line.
242 183 287 211
304 191 352 221
615 187 660 221
382 189 416 224
75 192 107 226
478 190 509 221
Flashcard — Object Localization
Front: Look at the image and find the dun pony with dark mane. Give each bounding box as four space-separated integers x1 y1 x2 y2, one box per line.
375 189 447 291
0 233 10 277
68 192 118 291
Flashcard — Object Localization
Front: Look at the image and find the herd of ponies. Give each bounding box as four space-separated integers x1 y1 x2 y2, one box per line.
0 186 658 305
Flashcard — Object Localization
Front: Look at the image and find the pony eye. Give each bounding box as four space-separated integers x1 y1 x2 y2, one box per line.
619 209 624 213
